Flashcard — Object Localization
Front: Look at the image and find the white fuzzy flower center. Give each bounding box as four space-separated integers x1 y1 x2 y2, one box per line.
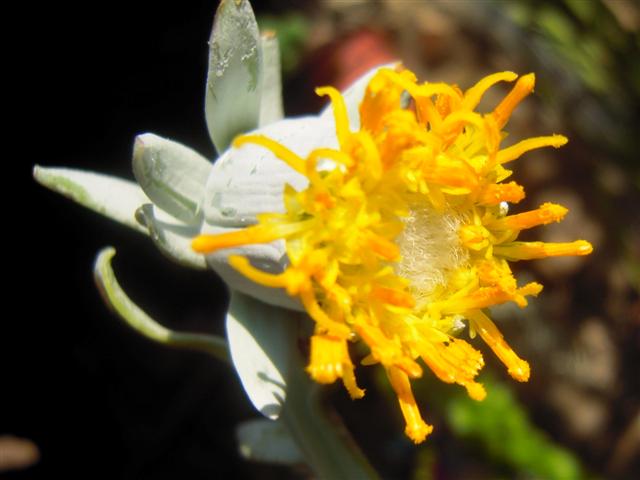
395 206 468 308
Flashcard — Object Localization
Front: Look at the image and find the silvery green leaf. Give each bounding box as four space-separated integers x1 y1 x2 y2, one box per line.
320 62 399 131
93 247 229 362
236 418 303 465
258 32 284 127
136 204 206 270
206 0 262 154
203 116 336 228
132 133 211 225
33 165 148 234
226 292 300 420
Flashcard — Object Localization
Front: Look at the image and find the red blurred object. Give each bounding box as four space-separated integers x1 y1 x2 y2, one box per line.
311 29 396 92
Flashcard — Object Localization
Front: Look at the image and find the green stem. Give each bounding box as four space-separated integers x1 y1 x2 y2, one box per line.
281 357 379 480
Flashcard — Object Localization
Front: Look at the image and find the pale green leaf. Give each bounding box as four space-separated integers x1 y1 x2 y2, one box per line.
226 293 378 478
226 291 300 420
93 247 228 362
206 0 262 154
132 133 211 225
136 204 206 270
258 32 284 127
33 165 149 234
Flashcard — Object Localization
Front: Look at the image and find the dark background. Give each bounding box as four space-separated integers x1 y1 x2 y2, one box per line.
9 0 640 479
12 1 299 478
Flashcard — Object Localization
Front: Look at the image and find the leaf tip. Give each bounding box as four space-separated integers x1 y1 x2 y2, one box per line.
32 164 49 186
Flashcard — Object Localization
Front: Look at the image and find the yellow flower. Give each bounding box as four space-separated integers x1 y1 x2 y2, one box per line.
192 67 592 444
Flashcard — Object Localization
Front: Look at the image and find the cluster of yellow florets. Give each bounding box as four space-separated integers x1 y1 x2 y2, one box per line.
193 67 592 443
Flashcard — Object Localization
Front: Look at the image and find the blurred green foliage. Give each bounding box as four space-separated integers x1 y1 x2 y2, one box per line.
373 365 589 479
446 376 587 480
257 13 309 74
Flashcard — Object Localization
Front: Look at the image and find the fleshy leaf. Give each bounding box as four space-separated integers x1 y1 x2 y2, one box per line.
203 116 335 228
33 165 149 234
93 247 228 362
226 291 300 420
136 204 206 270
206 0 262 154
320 62 399 131
236 418 303 465
132 133 211 225
258 32 284 127
201 224 303 311
229 295 377 477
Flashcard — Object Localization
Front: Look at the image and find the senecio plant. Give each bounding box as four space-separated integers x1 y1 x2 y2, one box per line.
35 1 592 476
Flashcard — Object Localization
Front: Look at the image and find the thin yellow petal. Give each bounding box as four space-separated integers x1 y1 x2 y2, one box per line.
192 220 313 253
496 135 568 165
468 310 530 381
462 71 518 110
316 86 351 147
234 134 307 175
386 366 433 444
494 240 593 260
488 203 569 231
300 289 351 338
492 73 535 128
307 334 364 398
477 182 526 205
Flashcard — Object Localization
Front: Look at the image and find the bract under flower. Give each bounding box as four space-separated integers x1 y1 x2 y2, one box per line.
193 66 593 444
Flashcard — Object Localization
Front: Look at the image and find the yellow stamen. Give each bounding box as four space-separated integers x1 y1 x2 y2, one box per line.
494 240 593 260
492 73 535 128
468 310 530 381
488 203 568 231
386 366 433 444
496 135 568 165
234 135 307 175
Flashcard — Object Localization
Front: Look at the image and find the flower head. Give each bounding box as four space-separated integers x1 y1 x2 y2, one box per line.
193 66 592 444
